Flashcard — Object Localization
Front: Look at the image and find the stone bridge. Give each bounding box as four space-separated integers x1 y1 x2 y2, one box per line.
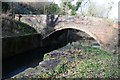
15 15 118 53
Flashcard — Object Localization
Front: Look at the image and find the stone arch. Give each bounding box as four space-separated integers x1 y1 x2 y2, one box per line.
43 27 102 46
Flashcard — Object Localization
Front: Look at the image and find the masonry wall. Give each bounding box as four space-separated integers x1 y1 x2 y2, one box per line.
2 34 42 59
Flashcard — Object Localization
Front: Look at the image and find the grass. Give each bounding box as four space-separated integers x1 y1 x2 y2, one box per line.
42 44 119 78
15 20 37 34
14 44 119 79
2 18 37 37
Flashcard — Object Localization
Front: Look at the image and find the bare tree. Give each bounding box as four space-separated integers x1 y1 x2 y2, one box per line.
46 14 60 27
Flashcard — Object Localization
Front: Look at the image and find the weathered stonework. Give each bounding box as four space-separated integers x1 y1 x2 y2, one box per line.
15 15 118 53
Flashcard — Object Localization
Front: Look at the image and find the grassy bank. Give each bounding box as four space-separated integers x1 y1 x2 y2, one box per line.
41 44 119 78
14 43 119 79
2 18 37 37
15 21 37 34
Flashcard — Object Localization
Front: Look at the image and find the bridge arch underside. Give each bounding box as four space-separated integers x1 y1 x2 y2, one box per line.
43 28 101 48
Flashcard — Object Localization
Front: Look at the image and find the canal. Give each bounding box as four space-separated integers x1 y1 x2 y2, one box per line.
2 29 100 79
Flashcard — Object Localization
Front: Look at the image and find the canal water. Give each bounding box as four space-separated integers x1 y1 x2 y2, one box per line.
3 47 43 79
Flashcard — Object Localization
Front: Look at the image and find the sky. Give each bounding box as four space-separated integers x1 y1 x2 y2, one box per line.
53 0 119 20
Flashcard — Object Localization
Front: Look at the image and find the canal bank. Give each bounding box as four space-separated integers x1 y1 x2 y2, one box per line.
13 41 119 78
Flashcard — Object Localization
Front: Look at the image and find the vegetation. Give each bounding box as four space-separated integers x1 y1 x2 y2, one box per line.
15 21 37 34
14 42 119 79
2 2 46 14
2 2 10 12
14 3 45 14
67 1 82 15
2 18 37 37
40 44 119 78
1 1 82 15
46 3 60 15
59 0 83 15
